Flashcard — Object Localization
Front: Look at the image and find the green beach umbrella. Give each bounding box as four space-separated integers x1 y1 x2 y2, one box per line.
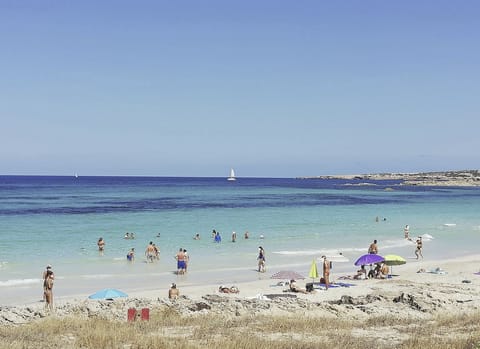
308 259 319 282
383 254 406 276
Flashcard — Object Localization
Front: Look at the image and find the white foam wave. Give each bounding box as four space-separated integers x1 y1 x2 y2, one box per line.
443 223 456 227
421 233 434 241
80 274 115 279
0 278 41 287
273 247 364 257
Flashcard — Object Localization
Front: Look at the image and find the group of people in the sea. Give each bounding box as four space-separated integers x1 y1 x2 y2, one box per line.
205 229 257 243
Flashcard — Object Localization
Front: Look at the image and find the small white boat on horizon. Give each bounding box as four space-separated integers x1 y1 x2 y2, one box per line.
227 168 236 181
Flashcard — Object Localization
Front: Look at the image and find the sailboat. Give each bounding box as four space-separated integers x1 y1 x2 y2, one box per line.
227 168 236 181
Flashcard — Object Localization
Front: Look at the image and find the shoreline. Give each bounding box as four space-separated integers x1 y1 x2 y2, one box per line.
3 254 479 326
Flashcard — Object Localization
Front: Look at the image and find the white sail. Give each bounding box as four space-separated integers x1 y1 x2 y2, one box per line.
227 168 236 181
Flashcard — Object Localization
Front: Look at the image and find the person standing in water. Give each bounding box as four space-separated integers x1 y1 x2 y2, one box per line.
404 225 412 240
127 248 135 262
176 248 186 274
97 237 105 255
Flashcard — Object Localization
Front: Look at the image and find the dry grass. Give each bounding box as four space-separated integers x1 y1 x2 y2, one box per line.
1 309 480 349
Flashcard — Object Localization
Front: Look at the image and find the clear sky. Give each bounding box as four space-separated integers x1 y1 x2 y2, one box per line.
1 0 479 177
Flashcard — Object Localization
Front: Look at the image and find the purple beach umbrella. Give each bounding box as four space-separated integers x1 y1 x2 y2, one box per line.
354 254 384 266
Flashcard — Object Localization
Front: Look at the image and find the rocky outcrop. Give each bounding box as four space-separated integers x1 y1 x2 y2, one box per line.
299 170 480 187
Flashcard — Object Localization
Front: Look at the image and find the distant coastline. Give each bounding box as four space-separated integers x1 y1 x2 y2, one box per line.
298 169 480 187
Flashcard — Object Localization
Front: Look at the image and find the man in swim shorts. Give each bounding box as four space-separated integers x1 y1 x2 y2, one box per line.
145 242 156 263
176 248 186 274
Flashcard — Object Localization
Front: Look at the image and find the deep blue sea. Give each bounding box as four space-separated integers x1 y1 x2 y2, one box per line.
1 175 480 304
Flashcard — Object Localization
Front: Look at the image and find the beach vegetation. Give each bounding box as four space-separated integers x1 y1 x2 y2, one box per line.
0 309 479 349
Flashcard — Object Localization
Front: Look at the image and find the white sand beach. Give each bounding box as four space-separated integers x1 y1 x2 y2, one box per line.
2 254 479 326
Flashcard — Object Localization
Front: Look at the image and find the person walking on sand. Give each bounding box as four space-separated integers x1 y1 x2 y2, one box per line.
368 239 378 254
415 236 423 259
43 269 54 312
322 255 330 290
257 246 266 272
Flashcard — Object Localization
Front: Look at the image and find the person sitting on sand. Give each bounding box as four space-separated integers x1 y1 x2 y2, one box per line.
378 262 389 279
219 285 239 294
354 265 367 280
289 279 309 294
169 283 179 299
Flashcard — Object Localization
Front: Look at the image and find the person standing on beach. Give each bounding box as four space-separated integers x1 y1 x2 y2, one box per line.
42 265 54 301
368 240 378 254
415 237 423 259
322 255 330 290
257 246 266 272
43 269 54 312
97 237 105 254
404 225 411 240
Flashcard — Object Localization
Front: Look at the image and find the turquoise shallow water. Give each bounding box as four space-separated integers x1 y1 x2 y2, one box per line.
1 176 480 304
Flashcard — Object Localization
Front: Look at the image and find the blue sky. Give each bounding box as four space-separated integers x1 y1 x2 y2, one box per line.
1 1 479 177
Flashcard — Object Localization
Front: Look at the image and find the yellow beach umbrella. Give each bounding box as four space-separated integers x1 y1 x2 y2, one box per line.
308 259 319 281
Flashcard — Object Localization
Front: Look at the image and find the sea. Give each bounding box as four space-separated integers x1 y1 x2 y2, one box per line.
1 175 480 304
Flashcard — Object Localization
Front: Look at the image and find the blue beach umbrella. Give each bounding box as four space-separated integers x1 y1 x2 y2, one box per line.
354 254 384 266
88 288 128 300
